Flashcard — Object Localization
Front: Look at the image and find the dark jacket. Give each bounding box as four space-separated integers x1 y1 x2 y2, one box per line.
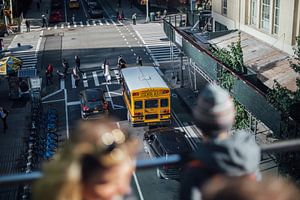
179 131 261 200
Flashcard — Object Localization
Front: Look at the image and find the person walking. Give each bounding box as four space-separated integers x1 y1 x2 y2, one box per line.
25 19 30 32
41 15 47 28
163 9 167 18
136 56 142 66
74 55 82 74
132 13 137 25
121 10 125 22
62 59 69 76
0 107 8 133
45 64 54 85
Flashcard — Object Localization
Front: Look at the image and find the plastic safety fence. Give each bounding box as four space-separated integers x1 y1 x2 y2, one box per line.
182 39 218 80
232 79 281 136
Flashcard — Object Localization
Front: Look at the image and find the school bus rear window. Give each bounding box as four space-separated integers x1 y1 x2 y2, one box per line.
145 99 158 108
161 99 168 107
134 101 143 109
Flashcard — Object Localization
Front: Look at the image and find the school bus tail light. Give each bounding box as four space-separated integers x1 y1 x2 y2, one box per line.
132 92 139 96
162 90 169 94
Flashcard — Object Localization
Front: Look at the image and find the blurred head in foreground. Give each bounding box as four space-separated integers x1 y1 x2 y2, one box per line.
193 84 235 140
33 118 139 200
200 176 300 200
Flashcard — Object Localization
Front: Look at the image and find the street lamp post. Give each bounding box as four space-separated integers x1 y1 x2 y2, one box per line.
179 51 184 87
145 0 150 22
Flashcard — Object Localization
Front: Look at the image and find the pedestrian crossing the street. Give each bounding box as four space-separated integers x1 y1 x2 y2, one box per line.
48 19 123 31
12 50 38 69
70 69 120 89
132 23 187 65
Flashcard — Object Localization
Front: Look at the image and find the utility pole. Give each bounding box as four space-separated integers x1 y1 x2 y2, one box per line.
145 0 149 22
179 51 184 87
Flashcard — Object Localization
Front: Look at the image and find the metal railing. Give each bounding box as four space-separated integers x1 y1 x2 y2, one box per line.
1 139 300 186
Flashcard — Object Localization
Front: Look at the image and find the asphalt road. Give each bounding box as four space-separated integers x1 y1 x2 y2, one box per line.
40 3 185 199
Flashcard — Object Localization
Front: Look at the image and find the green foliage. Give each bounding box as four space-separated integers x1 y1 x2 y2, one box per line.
218 69 235 92
211 32 245 74
267 80 294 113
233 100 249 130
267 36 300 114
211 31 249 130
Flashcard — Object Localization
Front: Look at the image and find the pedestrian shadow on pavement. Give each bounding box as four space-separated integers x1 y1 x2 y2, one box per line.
11 95 30 108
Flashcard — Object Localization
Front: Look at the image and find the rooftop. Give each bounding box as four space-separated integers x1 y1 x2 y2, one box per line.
208 31 299 91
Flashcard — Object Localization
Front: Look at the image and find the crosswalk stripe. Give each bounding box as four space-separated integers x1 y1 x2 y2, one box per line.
93 21 96 26
67 23 70 28
111 19 116 25
71 74 76 88
80 21 84 27
98 20 103 25
86 21 90 26
74 22 77 28
47 27 51 30
54 25 57 29
82 73 88 87
105 20 110 25
93 71 100 86
61 24 64 28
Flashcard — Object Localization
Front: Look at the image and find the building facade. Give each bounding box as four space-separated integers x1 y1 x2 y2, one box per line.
212 0 300 55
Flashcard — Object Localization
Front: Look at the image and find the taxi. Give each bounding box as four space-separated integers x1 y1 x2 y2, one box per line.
69 0 80 9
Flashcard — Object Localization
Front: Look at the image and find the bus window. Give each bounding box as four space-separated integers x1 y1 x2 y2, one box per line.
134 101 143 109
145 99 158 108
161 99 168 107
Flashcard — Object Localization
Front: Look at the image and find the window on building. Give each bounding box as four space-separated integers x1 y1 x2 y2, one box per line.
274 0 280 34
222 0 227 16
250 0 257 25
261 0 270 31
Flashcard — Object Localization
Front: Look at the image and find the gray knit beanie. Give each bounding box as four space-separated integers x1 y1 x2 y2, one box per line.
193 84 235 138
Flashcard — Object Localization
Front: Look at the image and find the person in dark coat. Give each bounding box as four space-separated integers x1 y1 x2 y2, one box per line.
25 19 30 32
0 107 9 133
74 55 83 74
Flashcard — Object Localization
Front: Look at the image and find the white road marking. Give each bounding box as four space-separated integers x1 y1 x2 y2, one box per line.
99 20 103 25
93 71 100 86
60 79 65 89
35 34 42 56
105 20 110 25
82 73 88 87
80 21 83 27
67 22 70 28
93 21 96 26
111 19 116 25
42 99 65 104
114 104 125 109
42 89 63 101
109 91 122 96
47 27 51 30
86 21 90 26
105 84 115 110
71 74 76 88
67 100 81 106
64 89 69 139
133 173 145 200
61 24 64 29
74 22 77 28
54 25 57 29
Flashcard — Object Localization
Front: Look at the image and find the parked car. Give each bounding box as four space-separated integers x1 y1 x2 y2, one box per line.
143 127 192 180
49 10 64 23
69 0 80 9
88 6 104 18
80 89 109 119
87 0 98 8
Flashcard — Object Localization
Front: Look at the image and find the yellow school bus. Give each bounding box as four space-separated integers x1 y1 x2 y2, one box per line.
121 66 171 127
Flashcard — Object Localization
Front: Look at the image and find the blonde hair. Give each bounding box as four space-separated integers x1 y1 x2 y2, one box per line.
33 118 139 200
